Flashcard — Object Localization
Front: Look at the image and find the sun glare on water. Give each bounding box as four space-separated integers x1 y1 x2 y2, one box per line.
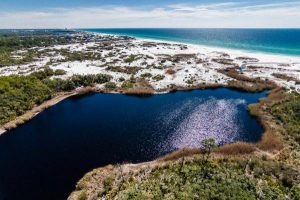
159 98 247 151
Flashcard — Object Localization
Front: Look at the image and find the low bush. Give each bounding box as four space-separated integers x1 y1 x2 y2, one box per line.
121 81 134 89
77 191 87 200
105 82 117 89
152 74 165 81
54 69 66 76
185 77 196 84
124 54 136 63
140 73 152 78
31 67 66 80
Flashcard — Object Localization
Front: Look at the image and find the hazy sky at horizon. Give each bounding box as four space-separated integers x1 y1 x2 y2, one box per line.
0 0 300 28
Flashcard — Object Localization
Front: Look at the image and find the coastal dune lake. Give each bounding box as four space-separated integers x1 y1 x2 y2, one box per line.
0 88 267 200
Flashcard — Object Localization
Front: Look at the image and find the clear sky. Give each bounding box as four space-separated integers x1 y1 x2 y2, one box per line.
0 0 299 28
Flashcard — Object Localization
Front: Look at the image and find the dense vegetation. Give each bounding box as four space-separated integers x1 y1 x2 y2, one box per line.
0 31 72 67
109 158 299 200
271 93 300 144
0 75 52 123
0 68 111 124
74 154 300 200
0 29 73 38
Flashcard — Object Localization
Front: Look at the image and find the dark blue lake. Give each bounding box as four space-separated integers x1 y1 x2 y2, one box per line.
0 88 267 200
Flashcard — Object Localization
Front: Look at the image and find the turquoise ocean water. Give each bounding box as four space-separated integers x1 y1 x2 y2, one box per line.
82 28 300 57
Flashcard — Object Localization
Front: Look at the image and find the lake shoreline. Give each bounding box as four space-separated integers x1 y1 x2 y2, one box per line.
0 91 77 135
68 87 289 200
0 81 274 135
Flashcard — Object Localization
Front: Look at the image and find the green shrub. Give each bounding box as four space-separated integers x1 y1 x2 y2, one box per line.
141 73 152 78
54 69 66 76
185 77 196 84
121 81 134 89
77 191 87 200
105 82 117 89
124 55 136 63
152 75 165 81
118 77 125 82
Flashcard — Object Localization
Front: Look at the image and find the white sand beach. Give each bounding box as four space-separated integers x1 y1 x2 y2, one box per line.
1 32 300 92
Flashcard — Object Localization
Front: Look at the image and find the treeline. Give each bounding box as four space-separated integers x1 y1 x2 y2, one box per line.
0 35 72 67
46 73 112 92
0 35 71 50
0 29 74 38
0 75 51 124
0 68 112 124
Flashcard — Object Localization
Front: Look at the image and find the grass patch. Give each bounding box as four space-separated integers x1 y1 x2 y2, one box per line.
166 68 176 75
159 148 200 162
124 88 154 96
216 142 256 155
